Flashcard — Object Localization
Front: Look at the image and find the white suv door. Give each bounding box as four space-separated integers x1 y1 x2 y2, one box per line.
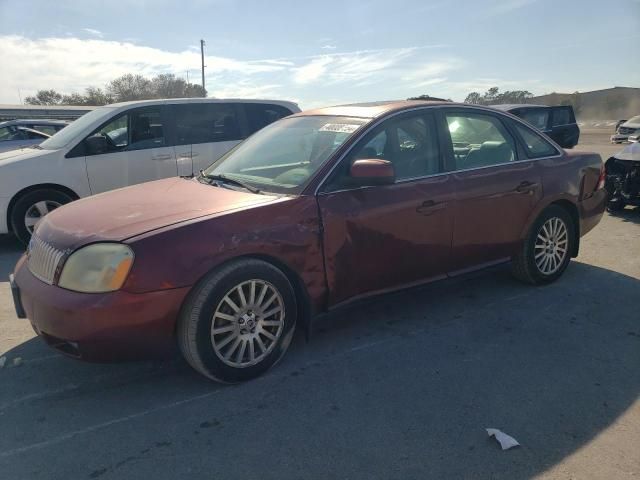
82 106 177 193
172 103 245 174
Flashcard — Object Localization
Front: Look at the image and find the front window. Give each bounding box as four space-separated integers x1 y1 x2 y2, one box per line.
40 107 116 150
204 116 368 195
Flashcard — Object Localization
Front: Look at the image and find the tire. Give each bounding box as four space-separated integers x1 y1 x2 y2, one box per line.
10 189 74 245
177 259 297 383
606 199 626 212
512 205 575 285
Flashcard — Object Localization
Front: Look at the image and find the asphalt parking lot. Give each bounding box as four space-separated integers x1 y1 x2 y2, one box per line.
1 129 638 479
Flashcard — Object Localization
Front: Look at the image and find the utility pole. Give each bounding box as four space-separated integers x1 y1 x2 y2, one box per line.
200 39 206 97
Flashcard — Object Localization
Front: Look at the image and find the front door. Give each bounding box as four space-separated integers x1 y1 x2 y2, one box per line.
317 111 454 306
84 106 177 194
440 108 542 273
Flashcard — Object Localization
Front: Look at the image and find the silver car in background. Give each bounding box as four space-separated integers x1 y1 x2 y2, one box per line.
0 119 69 153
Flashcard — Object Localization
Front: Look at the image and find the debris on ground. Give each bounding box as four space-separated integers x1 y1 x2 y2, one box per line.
0 356 6 368
486 428 520 450
12 357 23 367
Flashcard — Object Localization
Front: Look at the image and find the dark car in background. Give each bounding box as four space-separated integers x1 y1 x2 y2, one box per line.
494 104 580 149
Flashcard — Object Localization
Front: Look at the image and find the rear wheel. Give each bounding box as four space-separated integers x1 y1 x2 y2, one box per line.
512 205 575 285
177 259 297 383
10 189 73 244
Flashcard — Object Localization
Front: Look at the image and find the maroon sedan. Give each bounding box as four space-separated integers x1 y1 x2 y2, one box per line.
10 101 606 382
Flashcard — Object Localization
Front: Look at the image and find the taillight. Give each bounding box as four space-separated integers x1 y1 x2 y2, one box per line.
596 164 606 190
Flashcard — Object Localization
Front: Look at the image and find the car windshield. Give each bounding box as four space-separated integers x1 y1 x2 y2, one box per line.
204 115 368 195
39 107 116 150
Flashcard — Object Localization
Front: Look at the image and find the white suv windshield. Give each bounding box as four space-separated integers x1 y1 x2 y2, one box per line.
204 115 367 195
39 107 116 150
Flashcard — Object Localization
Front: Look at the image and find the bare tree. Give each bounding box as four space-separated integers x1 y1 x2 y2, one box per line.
24 89 63 105
107 74 153 102
83 87 113 105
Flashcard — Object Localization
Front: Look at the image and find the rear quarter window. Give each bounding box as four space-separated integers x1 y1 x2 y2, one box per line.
551 107 575 126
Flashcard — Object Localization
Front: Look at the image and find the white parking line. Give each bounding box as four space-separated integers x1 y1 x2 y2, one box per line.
0 384 78 411
0 389 222 458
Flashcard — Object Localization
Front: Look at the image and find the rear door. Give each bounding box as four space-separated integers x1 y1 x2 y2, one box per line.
317 110 454 306
172 103 245 174
550 106 579 148
83 106 177 194
440 108 543 274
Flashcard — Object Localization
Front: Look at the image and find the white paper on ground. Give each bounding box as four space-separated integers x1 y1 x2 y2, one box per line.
486 428 520 450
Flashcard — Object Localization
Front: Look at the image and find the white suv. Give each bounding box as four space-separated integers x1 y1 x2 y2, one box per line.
0 98 299 243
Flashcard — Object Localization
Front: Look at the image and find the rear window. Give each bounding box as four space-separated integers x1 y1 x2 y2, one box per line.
514 122 559 158
551 107 574 126
244 103 293 135
173 103 244 145
517 109 549 130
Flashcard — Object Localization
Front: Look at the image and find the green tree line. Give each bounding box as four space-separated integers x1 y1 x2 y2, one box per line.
25 73 206 106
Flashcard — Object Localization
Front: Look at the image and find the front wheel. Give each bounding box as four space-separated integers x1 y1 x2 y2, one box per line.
512 205 575 285
177 259 297 383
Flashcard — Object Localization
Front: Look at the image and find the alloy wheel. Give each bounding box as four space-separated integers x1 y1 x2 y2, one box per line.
534 217 568 275
211 280 285 368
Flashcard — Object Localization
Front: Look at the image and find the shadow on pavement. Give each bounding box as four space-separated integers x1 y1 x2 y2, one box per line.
0 234 23 279
607 206 640 225
0 261 638 479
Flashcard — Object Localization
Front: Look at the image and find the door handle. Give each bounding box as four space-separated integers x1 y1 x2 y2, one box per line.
416 200 446 215
514 181 538 194
152 154 172 161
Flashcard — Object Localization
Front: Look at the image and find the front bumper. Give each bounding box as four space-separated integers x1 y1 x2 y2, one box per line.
12 255 191 362
611 134 630 143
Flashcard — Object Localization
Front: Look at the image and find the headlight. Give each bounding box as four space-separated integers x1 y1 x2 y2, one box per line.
58 243 134 293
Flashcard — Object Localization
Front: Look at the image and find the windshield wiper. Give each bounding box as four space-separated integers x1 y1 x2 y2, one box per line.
30 145 43 150
199 171 261 194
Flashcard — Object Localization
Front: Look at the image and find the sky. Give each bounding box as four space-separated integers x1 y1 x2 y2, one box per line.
0 0 638 108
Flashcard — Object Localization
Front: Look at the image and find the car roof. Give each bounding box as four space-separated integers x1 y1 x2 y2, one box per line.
0 118 70 126
291 100 456 119
492 104 549 111
107 97 300 110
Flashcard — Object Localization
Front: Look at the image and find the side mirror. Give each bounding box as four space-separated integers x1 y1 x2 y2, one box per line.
350 159 395 186
84 135 110 155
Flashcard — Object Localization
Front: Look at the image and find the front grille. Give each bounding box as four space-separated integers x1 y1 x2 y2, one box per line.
27 236 65 284
618 127 636 135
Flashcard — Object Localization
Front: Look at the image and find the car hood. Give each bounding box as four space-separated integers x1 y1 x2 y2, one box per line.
621 121 640 129
35 177 284 249
0 147 54 166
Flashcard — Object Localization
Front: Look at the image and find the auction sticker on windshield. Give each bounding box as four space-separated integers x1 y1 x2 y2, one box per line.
319 123 361 133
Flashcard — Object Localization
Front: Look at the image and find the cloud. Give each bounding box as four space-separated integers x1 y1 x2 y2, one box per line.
486 0 537 16
292 57 334 84
0 35 459 105
0 35 290 102
82 28 104 38
320 44 337 50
